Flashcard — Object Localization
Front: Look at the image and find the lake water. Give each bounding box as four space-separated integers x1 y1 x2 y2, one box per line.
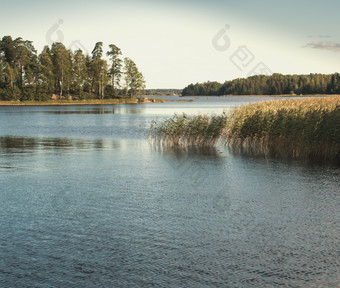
0 97 339 287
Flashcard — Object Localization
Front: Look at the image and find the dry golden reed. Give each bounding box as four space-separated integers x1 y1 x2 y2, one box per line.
225 97 340 161
149 113 228 147
149 97 340 161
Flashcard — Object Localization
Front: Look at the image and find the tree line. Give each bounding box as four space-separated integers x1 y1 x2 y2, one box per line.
182 73 340 96
0 36 145 101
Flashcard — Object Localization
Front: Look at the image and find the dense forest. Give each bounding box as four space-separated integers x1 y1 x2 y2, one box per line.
182 73 340 96
0 36 145 101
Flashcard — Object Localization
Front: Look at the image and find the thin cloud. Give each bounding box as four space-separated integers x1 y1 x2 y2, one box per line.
308 35 331 38
304 41 340 52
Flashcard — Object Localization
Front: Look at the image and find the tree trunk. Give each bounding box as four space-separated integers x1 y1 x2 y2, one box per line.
60 70 64 97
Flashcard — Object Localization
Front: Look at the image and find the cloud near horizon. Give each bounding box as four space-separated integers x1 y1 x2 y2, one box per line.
304 41 340 53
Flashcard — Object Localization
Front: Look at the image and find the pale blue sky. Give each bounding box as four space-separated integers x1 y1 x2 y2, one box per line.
0 0 339 88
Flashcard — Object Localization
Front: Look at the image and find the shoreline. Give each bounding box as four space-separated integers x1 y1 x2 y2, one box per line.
181 94 340 98
0 98 166 106
1 94 339 106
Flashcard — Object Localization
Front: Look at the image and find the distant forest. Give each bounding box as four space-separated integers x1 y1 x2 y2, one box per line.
182 73 340 96
145 89 182 96
0 36 145 101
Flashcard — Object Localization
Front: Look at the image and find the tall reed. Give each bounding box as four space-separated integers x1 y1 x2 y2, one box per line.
149 97 340 162
225 97 340 161
149 113 228 147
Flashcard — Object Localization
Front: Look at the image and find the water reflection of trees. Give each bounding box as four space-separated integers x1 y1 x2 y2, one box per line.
44 106 144 115
0 137 121 153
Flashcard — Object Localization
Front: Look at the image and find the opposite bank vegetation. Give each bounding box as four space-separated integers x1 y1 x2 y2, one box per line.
182 73 340 96
149 97 340 162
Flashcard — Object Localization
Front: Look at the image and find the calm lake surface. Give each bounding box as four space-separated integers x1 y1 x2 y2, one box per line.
0 96 339 287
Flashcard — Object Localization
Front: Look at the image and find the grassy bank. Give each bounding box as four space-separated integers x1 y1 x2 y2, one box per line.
0 98 165 106
149 97 340 162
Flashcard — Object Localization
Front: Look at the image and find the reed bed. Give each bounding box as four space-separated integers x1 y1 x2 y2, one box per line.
149 113 228 147
225 97 340 161
149 97 340 162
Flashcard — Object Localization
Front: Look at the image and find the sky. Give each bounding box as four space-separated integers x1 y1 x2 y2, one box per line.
0 0 339 89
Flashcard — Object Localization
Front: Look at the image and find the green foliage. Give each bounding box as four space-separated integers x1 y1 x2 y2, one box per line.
91 42 103 60
1 36 16 66
327 73 340 94
107 44 123 96
51 42 72 96
38 47 54 96
0 86 21 101
182 74 336 96
90 57 108 99
182 81 222 96
123 57 145 97
104 85 115 99
0 36 146 101
72 49 87 97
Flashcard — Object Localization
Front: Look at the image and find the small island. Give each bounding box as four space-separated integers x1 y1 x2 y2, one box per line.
0 36 146 103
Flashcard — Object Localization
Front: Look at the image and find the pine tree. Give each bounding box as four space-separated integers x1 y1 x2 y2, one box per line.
38 46 54 97
72 49 87 98
107 44 123 97
90 42 108 99
51 42 72 97
123 57 145 97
